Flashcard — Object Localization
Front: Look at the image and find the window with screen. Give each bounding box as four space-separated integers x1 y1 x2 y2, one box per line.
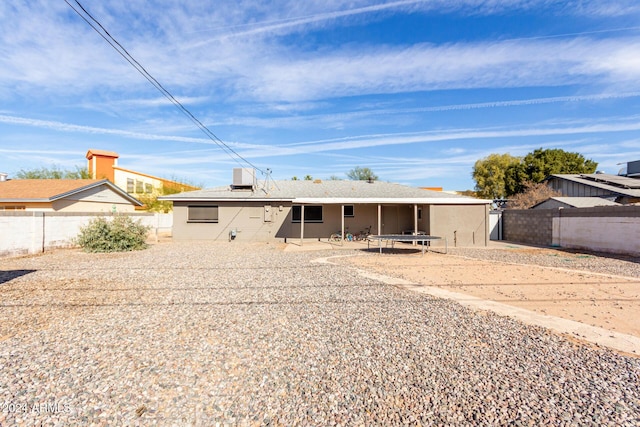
126 178 134 193
188 205 219 223
292 205 323 223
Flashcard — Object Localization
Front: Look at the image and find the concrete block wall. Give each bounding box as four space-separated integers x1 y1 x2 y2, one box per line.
503 209 559 247
555 206 640 255
0 212 172 258
502 206 640 256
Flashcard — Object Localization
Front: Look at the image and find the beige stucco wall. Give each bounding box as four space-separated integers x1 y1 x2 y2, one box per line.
52 199 136 212
171 201 474 243
0 202 53 211
0 200 134 213
172 201 291 241
173 202 392 241
427 204 489 247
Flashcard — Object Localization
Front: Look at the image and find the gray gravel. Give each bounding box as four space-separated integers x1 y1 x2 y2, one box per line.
1 241 639 426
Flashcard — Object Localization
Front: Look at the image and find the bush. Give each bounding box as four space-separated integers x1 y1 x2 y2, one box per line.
76 215 151 252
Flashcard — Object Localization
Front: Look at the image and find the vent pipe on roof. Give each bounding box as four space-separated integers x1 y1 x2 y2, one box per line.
0 172 7 182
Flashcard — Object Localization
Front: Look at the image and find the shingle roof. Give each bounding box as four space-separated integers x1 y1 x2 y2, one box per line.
543 197 620 208
0 179 143 205
161 180 490 204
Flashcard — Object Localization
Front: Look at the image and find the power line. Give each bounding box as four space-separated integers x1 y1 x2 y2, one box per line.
64 0 265 174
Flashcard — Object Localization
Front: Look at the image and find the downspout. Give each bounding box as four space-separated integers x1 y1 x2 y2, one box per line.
377 204 382 235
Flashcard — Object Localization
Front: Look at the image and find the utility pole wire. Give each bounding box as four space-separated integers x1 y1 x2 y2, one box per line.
64 0 265 174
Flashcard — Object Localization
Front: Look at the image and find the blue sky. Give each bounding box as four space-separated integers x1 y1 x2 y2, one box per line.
1 0 640 190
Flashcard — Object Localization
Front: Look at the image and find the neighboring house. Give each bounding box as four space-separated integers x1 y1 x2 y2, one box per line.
161 169 492 246
618 160 640 178
0 179 142 212
532 197 620 210
86 149 199 198
546 173 640 205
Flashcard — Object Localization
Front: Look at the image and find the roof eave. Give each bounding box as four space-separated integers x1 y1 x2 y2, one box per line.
0 198 50 203
49 179 144 206
294 197 491 204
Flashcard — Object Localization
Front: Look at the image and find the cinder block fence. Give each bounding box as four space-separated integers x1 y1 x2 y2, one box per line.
502 206 640 256
0 212 172 258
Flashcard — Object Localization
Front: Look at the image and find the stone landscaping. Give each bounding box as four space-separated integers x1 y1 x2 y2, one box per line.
0 242 638 425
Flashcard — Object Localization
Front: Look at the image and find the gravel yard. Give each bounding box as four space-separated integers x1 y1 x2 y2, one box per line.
1 241 639 425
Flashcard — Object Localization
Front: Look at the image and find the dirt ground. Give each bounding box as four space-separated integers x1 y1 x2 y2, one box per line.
342 248 640 338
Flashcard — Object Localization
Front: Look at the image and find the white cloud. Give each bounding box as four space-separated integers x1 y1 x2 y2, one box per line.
2 2 640 104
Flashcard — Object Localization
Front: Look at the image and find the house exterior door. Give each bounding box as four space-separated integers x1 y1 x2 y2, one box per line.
382 205 399 234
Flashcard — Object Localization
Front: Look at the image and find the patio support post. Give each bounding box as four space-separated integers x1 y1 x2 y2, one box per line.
377 204 382 235
341 204 345 240
300 205 305 245
414 204 419 246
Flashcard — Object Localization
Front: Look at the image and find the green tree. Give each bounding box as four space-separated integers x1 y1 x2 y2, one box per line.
472 153 521 199
16 165 90 179
137 179 202 213
347 166 378 181
505 148 597 195
304 175 313 180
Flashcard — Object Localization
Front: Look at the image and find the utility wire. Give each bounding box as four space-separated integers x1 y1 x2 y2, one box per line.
64 0 265 174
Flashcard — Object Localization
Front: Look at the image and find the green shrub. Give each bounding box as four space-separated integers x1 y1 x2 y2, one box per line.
76 215 151 253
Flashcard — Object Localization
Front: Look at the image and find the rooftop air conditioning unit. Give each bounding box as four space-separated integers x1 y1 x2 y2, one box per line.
232 168 256 189
628 160 640 177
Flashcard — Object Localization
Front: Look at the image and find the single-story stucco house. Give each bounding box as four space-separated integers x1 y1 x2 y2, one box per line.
161 169 492 246
0 178 143 212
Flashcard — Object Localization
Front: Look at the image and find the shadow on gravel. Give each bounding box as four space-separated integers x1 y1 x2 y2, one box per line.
498 241 640 265
554 248 640 264
356 247 447 255
0 269 36 285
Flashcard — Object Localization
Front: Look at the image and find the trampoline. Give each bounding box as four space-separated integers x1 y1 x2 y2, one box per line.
367 234 446 255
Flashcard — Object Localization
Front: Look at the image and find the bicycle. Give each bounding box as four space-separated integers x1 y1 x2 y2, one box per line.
353 225 372 241
329 230 354 242
329 232 342 242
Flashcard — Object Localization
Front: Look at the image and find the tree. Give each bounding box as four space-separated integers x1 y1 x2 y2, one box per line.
505 148 597 195
507 181 561 209
304 175 313 180
137 179 202 213
347 166 378 181
16 165 90 179
472 153 521 199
